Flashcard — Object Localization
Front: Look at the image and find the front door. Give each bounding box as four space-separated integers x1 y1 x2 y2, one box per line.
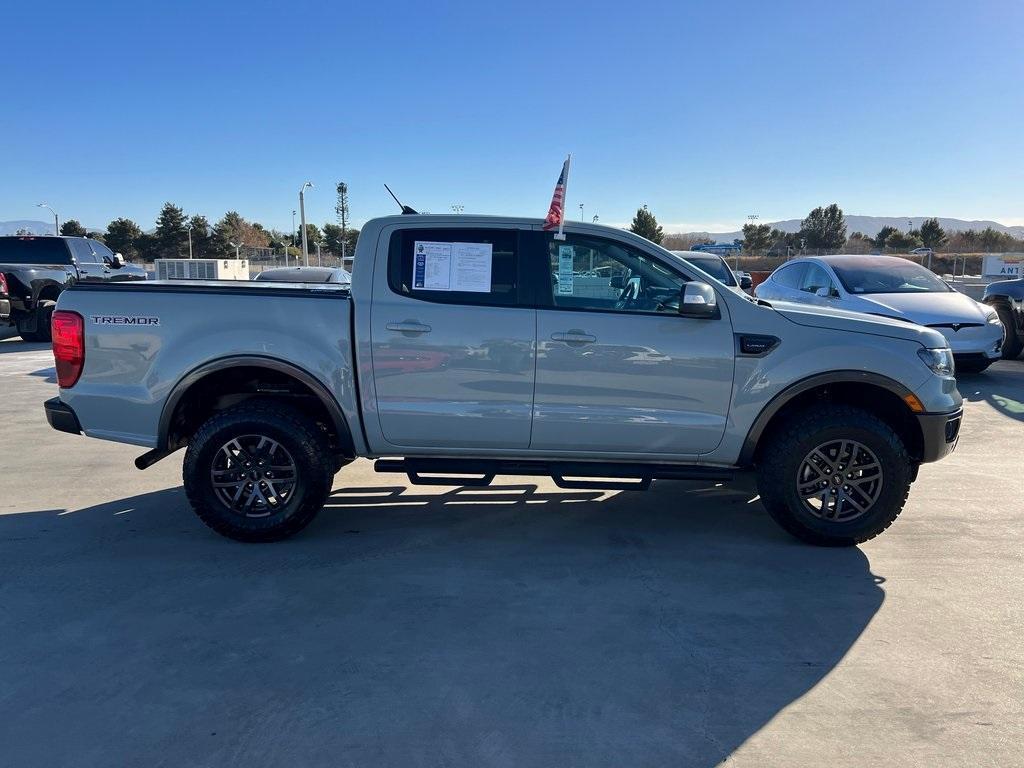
369 226 536 450
531 233 735 457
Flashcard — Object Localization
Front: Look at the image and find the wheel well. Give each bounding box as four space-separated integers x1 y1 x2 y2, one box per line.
164 365 353 458
752 382 924 464
36 284 62 303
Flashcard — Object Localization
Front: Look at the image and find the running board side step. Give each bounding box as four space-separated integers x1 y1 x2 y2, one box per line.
373 458 732 489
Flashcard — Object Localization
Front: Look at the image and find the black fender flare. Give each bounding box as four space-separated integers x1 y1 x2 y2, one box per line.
158 355 355 455
737 370 917 466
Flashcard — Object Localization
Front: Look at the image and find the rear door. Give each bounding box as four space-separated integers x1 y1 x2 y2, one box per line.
368 225 536 450
530 232 735 457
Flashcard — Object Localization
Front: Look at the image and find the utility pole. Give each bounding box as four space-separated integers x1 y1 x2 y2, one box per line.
36 202 59 235
186 223 194 259
299 182 312 267
315 240 322 267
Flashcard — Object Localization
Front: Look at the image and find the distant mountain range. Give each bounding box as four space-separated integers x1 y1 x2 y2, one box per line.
0 220 103 236
695 216 1024 243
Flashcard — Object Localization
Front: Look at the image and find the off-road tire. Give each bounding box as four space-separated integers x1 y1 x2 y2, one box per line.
995 305 1022 360
756 405 912 546
183 400 335 542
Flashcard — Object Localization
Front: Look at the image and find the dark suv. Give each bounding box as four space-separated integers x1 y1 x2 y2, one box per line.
0 236 147 341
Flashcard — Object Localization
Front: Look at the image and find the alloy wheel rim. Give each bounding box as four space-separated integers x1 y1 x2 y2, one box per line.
796 439 883 522
210 434 298 517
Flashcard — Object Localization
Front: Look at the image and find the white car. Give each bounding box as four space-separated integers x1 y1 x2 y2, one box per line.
755 255 1004 373
669 251 751 294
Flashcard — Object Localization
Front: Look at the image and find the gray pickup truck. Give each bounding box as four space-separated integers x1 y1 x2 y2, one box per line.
44 215 963 545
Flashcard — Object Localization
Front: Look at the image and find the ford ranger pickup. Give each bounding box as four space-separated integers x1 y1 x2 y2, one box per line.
43 215 963 545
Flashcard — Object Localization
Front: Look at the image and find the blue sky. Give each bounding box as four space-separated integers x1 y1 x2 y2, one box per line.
4 0 1022 233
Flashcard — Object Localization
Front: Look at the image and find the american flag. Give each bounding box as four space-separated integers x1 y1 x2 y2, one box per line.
542 156 571 231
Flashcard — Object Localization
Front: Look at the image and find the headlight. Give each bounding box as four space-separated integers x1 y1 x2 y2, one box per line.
917 347 955 376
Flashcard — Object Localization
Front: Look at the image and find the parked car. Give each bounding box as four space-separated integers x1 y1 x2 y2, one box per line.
669 251 751 293
0 235 146 341
45 216 962 546
982 276 1024 360
755 255 1004 373
253 265 351 283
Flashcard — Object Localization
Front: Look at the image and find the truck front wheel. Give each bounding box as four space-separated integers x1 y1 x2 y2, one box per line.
756 405 913 546
183 400 335 542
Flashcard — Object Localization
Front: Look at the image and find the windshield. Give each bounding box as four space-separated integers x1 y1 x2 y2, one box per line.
0 237 71 265
830 259 951 294
684 256 737 286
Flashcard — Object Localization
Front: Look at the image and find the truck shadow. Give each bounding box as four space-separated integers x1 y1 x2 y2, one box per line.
0 480 882 767
958 360 1024 423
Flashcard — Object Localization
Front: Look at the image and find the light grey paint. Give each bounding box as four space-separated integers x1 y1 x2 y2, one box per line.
56 215 962 467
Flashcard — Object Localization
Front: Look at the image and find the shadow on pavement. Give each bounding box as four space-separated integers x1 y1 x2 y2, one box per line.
958 360 1024 423
0 480 883 767
0 338 50 354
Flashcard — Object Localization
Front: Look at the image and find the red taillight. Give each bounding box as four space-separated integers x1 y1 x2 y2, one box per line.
52 310 84 388
0 272 8 295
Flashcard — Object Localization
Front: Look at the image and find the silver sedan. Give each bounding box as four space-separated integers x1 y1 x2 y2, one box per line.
755 255 1004 373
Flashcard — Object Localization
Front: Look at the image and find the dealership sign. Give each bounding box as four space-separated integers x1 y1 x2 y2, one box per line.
982 254 1022 278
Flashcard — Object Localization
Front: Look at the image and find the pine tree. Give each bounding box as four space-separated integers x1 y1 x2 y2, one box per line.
105 218 143 260
919 218 948 250
153 203 188 259
629 206 664 245
59 219 87 237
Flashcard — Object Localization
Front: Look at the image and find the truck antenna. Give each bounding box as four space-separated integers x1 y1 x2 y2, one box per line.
384 183 418 215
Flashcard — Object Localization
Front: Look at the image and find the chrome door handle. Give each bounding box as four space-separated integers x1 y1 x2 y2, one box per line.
386 321 432 335
551 330 597 345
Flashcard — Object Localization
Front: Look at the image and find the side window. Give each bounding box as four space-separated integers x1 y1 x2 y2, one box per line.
387 228 518 306
773 263 807 289
69 239 98 263
90 240 115 263
544 234 685 314
799 264 833 294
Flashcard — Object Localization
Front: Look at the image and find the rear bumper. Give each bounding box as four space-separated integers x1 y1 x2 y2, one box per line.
916 408 962 463
44 397 82 435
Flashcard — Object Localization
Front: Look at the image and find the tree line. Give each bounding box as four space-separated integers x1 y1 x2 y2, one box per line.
637 202 1024 255
48 182 359 262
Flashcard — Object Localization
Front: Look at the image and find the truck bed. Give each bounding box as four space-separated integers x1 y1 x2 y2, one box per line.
56 279 356 448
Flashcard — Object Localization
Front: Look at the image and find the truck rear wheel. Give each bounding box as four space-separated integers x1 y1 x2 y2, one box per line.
183 400 335 542
16 300 55 342
755 405 912 546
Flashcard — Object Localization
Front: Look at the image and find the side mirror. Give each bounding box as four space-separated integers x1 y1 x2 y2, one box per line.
740 275 753 290
678 281 718 318
112 253 126 268
610 275 624 290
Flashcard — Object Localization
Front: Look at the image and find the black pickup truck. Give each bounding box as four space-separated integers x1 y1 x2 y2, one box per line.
0 235 147 341
983 277 1024 360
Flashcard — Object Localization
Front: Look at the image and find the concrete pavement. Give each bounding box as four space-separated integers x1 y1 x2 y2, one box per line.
0 335 1021 767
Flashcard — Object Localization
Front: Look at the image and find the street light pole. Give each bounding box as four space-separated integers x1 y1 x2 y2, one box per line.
315 241 322 267
186 223 194 259
299 182 313 267
37 202 59 235
229 241 242 259
579 203 584 222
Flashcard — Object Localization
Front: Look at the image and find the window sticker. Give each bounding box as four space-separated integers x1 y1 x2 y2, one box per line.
557 245 575 295
413 241 493 293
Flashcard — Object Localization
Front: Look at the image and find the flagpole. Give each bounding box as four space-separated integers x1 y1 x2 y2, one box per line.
554 153 571 241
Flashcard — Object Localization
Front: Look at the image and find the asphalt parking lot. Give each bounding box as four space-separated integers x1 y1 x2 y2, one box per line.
1 333 1022 768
